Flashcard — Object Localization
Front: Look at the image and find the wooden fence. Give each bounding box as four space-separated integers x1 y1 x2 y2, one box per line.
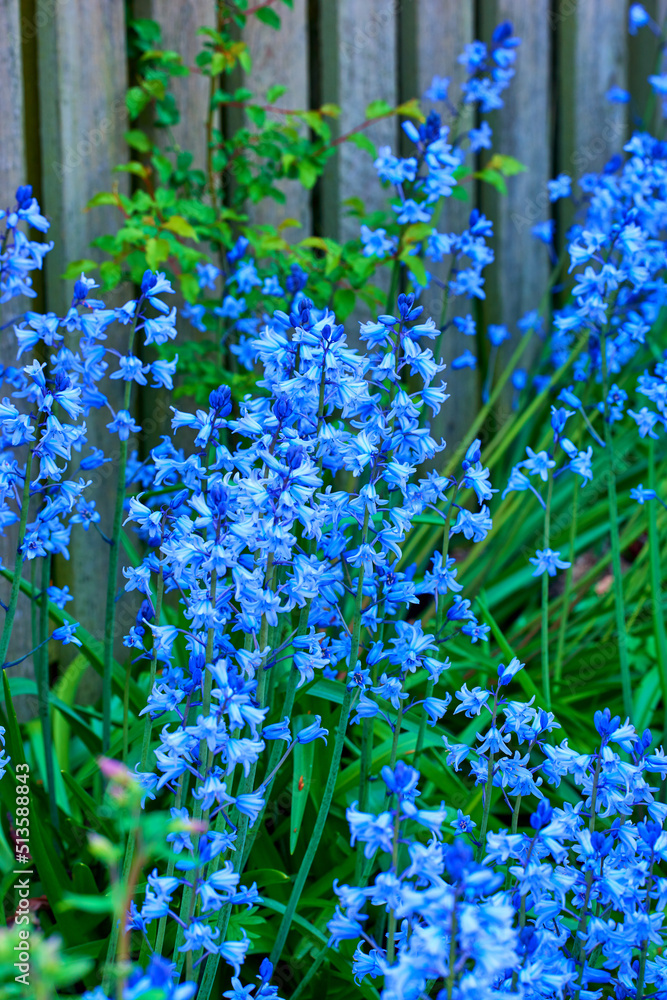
0 0 663 694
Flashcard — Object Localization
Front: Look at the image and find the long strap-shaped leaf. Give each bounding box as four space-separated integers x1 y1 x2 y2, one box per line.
0 567 144 714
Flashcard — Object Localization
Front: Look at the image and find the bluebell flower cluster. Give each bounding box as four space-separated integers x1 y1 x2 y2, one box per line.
113 287 495 986
0 187 179 661
0 184 52 304
181 243 310 375
333 665 667 1000
6 10 667 1000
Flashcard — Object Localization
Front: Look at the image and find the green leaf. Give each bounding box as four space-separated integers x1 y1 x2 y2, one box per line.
346 133 376 157
178 271 200 303
86 192 118 209
0 567 144 715
145 236 171 269
256 6 281 28
488 153 527 176
267 84 288 103
243 868 291 888
332 287 355 320
125 129 152 153
405 254 427 287
342 196 366 217
365 99 392 119
297 159 320 189
307 678 347 705
61 892 114 914
396 97 425 122
72 862 99 897
290 718 315 854
450 185 469 202
475 168 508 196
61 773 113 836
247 105 267 129
99 260 122 289
2 673 25 768
162 215 198 240
403 222 433 245
52 652 90 770
126 86 151 119
113 161 149 178
61 259 98 280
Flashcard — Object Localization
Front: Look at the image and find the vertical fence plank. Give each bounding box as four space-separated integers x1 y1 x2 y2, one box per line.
0 0 35 707
244 0 312 235
37 0 130 683
480 1 551 407
133 1 217 453
337 0 398 246
134 0 216 173
557 0 628 181
414 0 476 447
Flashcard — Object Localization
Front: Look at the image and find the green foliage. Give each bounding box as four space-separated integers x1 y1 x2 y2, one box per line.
85 2 465 405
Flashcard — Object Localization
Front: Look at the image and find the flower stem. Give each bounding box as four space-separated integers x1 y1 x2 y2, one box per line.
648 436 667 741
102 358 136 754
0 448 33 668
476 750 494 863
541 468 553 711
554 476 579 687
599 329 632 719
37 553 57 828
414 502 455 768
139 567 164 772
268 508 369 968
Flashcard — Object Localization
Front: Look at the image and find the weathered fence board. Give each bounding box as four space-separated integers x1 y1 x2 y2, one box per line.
244 0 311 235
135 0 216 174
0 0 34 704
0 0 661 714
413 0 477 447
336 0 399 245
480 0 551 380
557 0 628 182
37 0 130 684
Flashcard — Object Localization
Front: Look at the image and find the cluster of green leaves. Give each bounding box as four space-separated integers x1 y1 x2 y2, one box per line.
76 6 399 299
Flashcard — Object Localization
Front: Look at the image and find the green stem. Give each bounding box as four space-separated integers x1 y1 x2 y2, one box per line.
648 436 667 740
198 570 300 997
445 902 457 999
37 553 57 828
270 686 353 969
554 476 579 686
572 757 602 1000
268 508 369 968
541 469 553 711
386 255 401 314
139 567 164 772
174 572 218 969
0 448 33 668
385 803 402 964
152 780 185 960
476 750 494 863
103 360 136 753
388 700 404 773
289 944 329 1000
414 501 454 768
599 329 632 719
400 332 589 575
241 665 300 870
